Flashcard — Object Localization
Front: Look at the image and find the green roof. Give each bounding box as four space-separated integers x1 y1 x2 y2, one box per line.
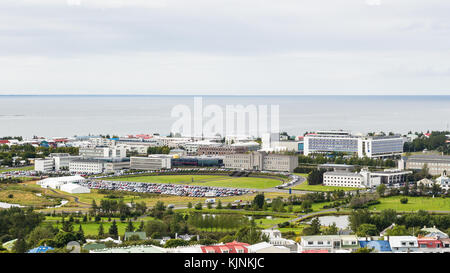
124 232 147 240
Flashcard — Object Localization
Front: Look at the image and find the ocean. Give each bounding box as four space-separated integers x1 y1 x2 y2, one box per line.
0 95 449 138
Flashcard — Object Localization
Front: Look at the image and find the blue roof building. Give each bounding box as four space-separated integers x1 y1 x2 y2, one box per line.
28 246 54 253
359 240 392 252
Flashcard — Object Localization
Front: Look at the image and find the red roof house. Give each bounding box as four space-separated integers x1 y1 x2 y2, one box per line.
418 237 443 249
201 241 249 253
0 140 10 144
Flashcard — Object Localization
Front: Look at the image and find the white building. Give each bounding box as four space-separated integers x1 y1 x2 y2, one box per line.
69 159 105 174
224 151 298 172
50 153 82 171
436 173 450 191
34 158 54 172
79 147 126 158
247 242 290 253
388 236 419 253
130 155 172 170
261 229 297 248
60 183 91 194
37 175 86 190
323 169 411 188
304 130 404 158
323 171 367 188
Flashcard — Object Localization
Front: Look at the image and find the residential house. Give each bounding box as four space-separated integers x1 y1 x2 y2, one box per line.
200 241 250 253
359 240 392 253
247 242 290 253
388 236 419 253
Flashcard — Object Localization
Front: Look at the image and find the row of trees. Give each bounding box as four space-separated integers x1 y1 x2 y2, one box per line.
187 213 249 232
90 199 147 218
297 154 397 168
403 131 450 154
0 144 79 167
349 209 450 237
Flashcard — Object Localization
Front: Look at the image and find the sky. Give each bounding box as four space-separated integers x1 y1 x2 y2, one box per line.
1 0 450 95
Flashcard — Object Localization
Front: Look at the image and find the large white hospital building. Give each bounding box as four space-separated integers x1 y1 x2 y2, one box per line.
304 130 404 158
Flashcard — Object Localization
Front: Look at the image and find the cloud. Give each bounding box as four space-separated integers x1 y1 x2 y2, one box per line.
0 0 450 94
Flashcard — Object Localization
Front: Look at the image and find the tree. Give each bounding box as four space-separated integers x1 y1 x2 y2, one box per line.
13 238 28 253
386 225 409 236
98 223 105 238
252 193 265 209
216 200 223 209
354 247 373 253
400 197 408 204
137 221 145 232
376 184 386 197
26 225 58 248
301 200 312 212
109 220 119 239
349 209 371 232
323 222 339 235
356 224 378 237
126 220 135 232
187 202 193 209
194 202 202 210
310 217 321 235
76 225 85 243
164 239 189 248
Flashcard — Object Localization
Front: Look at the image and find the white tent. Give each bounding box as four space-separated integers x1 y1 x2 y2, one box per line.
37 175 85 189
60 183 90 194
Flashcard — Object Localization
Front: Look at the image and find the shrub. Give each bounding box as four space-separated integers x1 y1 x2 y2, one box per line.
400 197 408 204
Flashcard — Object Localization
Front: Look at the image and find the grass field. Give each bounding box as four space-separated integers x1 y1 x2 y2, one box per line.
369 196 450 212
106 174 283 189
0 166 34 173
0 188 60 207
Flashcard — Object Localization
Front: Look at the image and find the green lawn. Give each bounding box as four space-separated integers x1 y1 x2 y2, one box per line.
0 166 34 173
369 196 450 212
106 175 283 189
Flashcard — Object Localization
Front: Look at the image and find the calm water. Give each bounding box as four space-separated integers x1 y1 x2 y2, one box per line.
1 95 449 137
316 215 350 230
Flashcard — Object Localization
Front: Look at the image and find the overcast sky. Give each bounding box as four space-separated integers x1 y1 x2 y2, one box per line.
1 0 450 95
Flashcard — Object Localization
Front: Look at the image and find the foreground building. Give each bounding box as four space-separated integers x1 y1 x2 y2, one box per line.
388 236 419 253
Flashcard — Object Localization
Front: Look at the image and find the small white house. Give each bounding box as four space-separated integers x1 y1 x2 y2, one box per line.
247 242 290 253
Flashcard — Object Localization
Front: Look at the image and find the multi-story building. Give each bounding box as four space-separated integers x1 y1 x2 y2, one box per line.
104 160 131 173
69 159 105 174
197 145 248 156
323 169 412 188
130 155 172 171
79 147 126 158
304 130 359 155
359 135 404 158
323 171 368 188
50 153 82 171
34 158 54 172
406 155 450 176
304 130 404 158
224 151 298 172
